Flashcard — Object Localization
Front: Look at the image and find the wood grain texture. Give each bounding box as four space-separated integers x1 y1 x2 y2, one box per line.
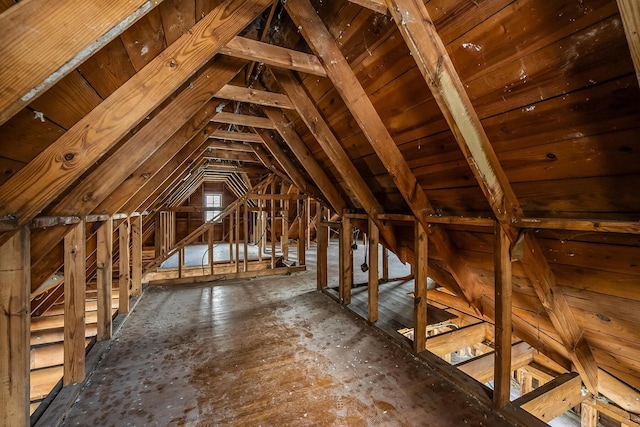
63 222 86 385
0 0 271 239
215 84 295 109
0 0 162 126
493 224 512 409
96 219 113 341
617 0 640 87
211 112 275 129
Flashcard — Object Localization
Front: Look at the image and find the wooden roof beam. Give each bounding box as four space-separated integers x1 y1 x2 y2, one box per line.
348 0 388 15
513 372 584 422
215 85 294 109
425 322 490 357
220 36 327 77
385 0 600 394
283 0 483 308
210 129 263 143
0 0 163 126
0 0 272 245
207 140 257 152
457 341 535 384
616 0 640 87
204 150 261 163
210 112 275 129
262 107 347 215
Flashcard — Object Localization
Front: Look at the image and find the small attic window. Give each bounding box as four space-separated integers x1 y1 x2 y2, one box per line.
204 192 223 222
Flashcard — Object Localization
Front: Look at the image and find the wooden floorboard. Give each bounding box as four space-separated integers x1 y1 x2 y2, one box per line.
58 271 513 426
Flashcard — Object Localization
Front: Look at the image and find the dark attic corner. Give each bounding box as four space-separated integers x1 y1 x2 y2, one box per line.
1 0 640 425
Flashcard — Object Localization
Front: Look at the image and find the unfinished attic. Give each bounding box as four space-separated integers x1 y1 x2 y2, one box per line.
1 0 640 425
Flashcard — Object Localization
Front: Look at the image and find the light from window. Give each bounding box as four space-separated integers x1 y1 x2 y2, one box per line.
204 193 223 222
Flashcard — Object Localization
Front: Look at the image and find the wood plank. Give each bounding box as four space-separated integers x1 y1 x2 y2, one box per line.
220 36 327 77
515 217 640 234
206 140 257 153
413 221 428 353
348 0 387 15
581 400 598 427
493 223 512 409
317 210 328 290
119 219 130 314
211 112 275 129
120 8 167 71
131 215 143 296
0 0 271 241
617 0 640 87
210 129 264 143
598 369 640 414
215 85 295 109
368 218 379 323
96 219 113 341
263 107 347 215
158 0 196 45
204 149 261 163
515 372 584 422
0 0 161 125
457 341 534 384
340 216 353 304
63 222 86 385
148 265 305 286
426 322 489 357
298 198 306 266
0 227 30 425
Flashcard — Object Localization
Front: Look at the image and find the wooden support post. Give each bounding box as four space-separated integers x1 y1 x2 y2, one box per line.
118 218 130 314
281 209 289 260
64 221 86 385
0 226 30 425
521 371 534 395
235 204 240 273
96 219 113 341
317 213 328 290
298 199 306 266
581 400 598 427
208 226 214 275
178 247 184 278
368 218 379 323
414 221 428 353
271 181 277 269
131 215 142 297
382 246 389 282
228 216 234 263
257 195 263 262
243 202 248 273
494 223 513 409
306 197 312 247
154 212 161 258
339 215 353 304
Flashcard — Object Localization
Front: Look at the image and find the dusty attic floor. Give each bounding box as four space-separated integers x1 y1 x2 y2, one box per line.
59 243 515 427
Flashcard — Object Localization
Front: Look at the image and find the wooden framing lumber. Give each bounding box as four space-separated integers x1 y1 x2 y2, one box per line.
0 0 271 243
207 140 256 152
96 219 113 341
210 112 275 129
367 218 379 323
598 369 640 414
131 215 143 296
0 0 162 126
148 265 305 287
617 0 640 87
263 107 347 215
494 224 513 409
220 36 327 77
514 372 584 422
587 399 640 426
210 129 264 143
383 0 600 394
317 207 328 290
514 217 640 234
581 400 598 427
457 341 534 384
426 322 489 357
63 221 86 385
340 215 353 304
118 218 130 314
413 221 428 353
215 84 294 109
0 227 30 425
349 0 388 15
205 150 261 163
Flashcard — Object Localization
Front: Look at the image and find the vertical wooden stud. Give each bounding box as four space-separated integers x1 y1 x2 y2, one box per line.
154 212 161 258
243 202 248 272
131 215 142 297
581 401 598 427
340 215 353 304
96 219 113 341
368 218 379 323
118 218 130 314
382 246 389 282
271 181 277 269
306 197 312 247
64 221 86 385
413 221 428 353
298 199 306 266
178 247 184 278
235 203 240 273
228 216 234 263
0 226 30 425
208 226 214 275
494 223 513 409
317 213 328 290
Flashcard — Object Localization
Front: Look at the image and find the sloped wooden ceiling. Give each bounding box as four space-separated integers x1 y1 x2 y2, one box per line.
1 0 640 416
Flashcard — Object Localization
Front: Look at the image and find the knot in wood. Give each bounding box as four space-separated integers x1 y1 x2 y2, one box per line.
64 152 75 161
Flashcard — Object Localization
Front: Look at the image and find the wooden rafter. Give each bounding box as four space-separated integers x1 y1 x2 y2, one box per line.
207 140 256 152
215 84 294 109
0 0 163 125
383 0 600 394
210 112 275 129
616 0 640 87
210 129 263 143
220 36 327 77
0 0 272 245
205 150 261 163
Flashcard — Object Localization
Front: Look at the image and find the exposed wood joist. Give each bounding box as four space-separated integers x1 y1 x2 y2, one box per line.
616 0 640 87
384 0 600 394
514 217 640 234
210 112 275 129
425 322 489 357
0 0 162 125
457 341 534 384
0 227 30 425
220 36 327 77
205 151 261 163
215 84 294 109
210 129 264 143
513 372 584 422
207 140 256 152
0 0 271 245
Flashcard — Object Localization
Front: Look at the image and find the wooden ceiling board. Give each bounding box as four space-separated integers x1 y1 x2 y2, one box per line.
120 8 167 72
0 108 65 163
195 0 225 22
159 0 196 45
28 70 103 130
77 37 137 99
0 156 24 186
